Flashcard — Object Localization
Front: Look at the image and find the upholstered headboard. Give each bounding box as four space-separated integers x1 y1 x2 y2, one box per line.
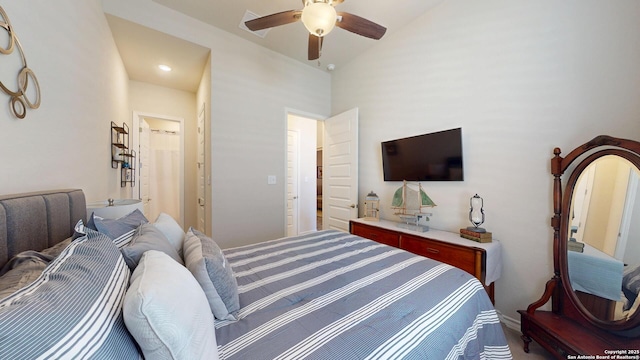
0 189 86 268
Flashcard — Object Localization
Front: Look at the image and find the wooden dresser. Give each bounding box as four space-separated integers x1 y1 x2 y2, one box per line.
350 218 502 303
517 136 640 357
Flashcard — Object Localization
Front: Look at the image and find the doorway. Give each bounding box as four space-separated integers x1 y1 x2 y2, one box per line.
133 111 185 226
316 147 323 230
285 108 359 234
286 112 323 236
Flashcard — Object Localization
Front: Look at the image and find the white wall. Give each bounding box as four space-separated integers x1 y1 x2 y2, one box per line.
129 80 197 228
103 0 332 248
0 0 130 202
332 0 640 323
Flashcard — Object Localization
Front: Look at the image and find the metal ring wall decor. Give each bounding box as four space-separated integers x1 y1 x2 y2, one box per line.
0 6 41 119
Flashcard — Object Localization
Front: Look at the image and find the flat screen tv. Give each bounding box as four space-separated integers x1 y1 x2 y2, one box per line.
381 128 464 181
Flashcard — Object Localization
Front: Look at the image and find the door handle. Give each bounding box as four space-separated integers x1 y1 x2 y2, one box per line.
350 204 357 208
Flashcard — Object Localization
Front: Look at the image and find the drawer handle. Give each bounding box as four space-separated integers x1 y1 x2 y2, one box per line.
369 233 378 238
426 248 439 254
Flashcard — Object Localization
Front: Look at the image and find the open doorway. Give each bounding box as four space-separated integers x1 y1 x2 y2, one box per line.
286 111 324 236
287 108 359 234
133 112 185 226
316 146 323 230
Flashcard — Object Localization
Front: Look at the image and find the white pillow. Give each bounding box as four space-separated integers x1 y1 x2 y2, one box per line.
123 250 219 360
153 213 185 257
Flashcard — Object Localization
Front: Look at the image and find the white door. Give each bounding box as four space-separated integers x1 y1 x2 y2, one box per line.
572 164 595 242
614 166 637 260
287 130 300 236
139 120 151 217
322 108 359 232
197 104 206 232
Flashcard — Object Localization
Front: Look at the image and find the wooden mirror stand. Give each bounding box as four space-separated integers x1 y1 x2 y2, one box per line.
518 135 640 358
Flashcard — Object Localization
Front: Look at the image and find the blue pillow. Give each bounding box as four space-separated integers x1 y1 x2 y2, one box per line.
121 224 184 270
93 209 149 248
0 229 141 359
183 228 239 320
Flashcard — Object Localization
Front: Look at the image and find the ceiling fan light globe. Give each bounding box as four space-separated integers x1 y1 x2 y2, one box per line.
301 2 337 37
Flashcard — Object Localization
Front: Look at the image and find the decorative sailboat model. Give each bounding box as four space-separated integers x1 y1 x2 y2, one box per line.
391 181 436 232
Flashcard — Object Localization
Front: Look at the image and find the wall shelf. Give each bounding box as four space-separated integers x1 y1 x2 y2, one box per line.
111 121 136 187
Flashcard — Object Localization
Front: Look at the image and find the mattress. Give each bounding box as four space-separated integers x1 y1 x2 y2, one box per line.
215 230 511 359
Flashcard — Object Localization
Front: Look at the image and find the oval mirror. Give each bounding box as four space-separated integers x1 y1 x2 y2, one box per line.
567 154 640 323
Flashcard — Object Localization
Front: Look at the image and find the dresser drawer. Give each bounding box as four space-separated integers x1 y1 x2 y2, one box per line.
400 234 478 278
351 222 400 248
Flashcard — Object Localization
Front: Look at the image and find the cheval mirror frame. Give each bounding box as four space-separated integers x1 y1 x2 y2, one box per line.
519 135 640 358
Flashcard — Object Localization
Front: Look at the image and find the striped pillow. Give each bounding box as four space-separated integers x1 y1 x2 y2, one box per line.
0 229 142 359
92 209 149 248
76 219 136 249
75 208 148 249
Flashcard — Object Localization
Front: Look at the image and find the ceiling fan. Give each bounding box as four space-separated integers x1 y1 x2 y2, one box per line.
245 0 387 61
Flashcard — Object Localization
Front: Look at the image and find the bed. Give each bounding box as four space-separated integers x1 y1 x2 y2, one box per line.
567 243 624 302
0 189 512 359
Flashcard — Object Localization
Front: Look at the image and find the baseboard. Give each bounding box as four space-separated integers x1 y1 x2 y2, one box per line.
498 311 521 332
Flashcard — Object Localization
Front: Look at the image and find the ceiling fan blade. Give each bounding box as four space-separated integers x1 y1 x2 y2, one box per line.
336 12 387 40
245 10 302 31
308 34 323 60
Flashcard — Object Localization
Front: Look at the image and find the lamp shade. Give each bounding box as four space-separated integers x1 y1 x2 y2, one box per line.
301 2 337 37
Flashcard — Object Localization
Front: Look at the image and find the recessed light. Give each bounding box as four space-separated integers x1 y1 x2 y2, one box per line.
158 64 172 72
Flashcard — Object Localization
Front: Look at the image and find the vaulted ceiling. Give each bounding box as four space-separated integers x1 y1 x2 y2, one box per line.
107 0 444 92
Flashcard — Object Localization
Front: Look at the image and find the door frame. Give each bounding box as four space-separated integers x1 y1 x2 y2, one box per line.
287 129 300 236
196 103 206 233
615 168 639 260
284 108 326 234
132 111 185 226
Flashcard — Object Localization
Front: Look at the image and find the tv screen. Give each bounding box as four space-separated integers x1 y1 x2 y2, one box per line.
381 128 464 181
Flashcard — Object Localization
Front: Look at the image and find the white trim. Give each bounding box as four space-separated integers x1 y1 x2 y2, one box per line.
132 111 185 226
498 311 521 332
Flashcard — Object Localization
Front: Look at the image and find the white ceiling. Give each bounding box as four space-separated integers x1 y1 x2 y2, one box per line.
106 0 444 92
106 14 211 93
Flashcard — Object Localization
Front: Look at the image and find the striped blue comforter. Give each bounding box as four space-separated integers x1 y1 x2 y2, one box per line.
215 230 511 360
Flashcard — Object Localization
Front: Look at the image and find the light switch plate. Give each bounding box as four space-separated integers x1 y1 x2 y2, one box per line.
267 175 276 185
